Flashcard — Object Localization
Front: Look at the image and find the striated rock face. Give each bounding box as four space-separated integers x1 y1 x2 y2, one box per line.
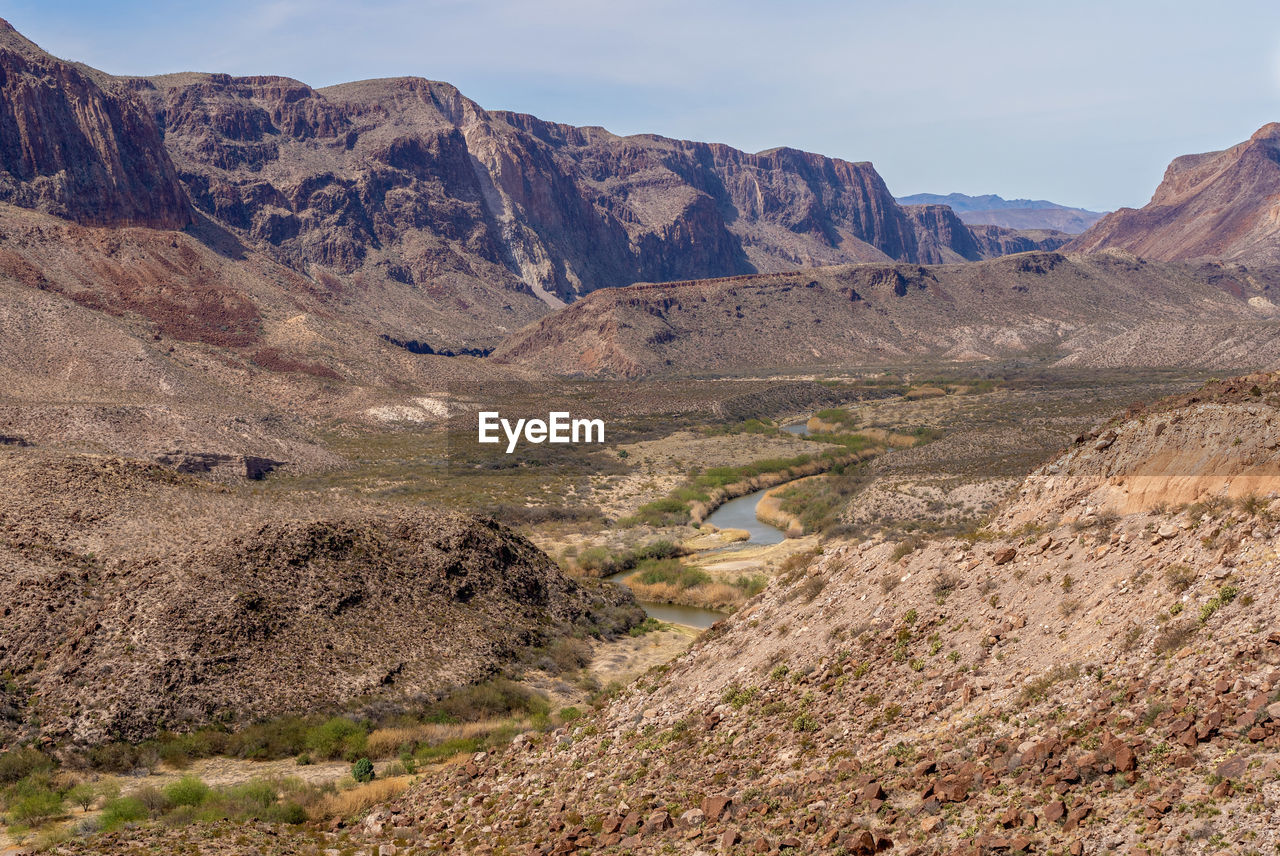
1069 123 1280 262
966 223 1072 256
130 70 1054 306
0 20 190 229
0 17 1081 347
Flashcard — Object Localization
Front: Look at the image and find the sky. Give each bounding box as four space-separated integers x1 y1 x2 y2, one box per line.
6 0 1280 211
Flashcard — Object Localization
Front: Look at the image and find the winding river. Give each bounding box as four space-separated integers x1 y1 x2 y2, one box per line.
608 488 789 629
608 419 810 628
702 487 786 546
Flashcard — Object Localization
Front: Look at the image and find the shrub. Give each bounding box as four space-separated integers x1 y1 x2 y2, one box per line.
351 758 375 783
1155 619 1196 654
165 776 211 808
135 785 170 813
305 717 368 761
633 559 709 590
1164 564 1195 593
267 801 308 824
100 796 147 831
1199 584 1238 624
0 747 54 784
1020 664 1081 703
890 539 918 562
66 782 96 812
9 788 63 825
433 678 549 723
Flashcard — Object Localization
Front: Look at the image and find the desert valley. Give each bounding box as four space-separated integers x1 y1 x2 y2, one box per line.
4 9 1280 856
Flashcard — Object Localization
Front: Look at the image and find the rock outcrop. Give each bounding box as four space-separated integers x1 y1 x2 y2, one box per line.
0 20 190 229
0 449 640 743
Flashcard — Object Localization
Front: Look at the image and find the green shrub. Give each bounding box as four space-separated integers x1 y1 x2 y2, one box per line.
305 717 368 761
1199 584 1238 624
66 782 96 812
223 780 277 813
433 678 549 723
634 559 709 589
0 747 53 784
351 758 375 783
164 776 210 808
9 788 63 825
100 796 147 831
267 801 308 824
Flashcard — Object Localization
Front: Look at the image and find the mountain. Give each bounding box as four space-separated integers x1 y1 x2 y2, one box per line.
897 192 1106 233
0 18 1067 355
1068 123 1280 262
492 252 1280 376
0 21 189 229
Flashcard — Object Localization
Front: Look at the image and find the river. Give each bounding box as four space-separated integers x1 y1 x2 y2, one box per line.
607 421 807 628
607 487 790 629
702 487 786 546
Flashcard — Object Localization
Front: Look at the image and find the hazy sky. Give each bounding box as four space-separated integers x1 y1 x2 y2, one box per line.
7 0 1280 211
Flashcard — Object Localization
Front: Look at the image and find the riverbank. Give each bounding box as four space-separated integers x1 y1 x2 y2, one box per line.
687 452 864 524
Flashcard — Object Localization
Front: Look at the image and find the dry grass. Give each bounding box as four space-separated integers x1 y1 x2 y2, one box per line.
626 580 741 610
309 775 416 820
366 720 509 759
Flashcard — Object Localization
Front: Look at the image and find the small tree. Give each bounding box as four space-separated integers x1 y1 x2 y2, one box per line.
67 782 96 812
351 757 375 783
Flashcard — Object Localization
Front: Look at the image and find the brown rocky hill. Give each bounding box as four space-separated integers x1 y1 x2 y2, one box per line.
314 372 1280 856
0 447 639 744
0 201 536 464
492 252 1280 376
1069 123 1280 262
0 20 189 229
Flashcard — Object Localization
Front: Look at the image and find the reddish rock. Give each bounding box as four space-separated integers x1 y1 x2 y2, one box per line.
702 795 733 823
992 547 1017 565
1043 800 1066 823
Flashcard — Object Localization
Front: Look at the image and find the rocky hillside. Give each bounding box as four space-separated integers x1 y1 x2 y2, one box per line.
899 193 1106 234
492 252 1280 376
1069 123 1280 263
0 447 639 744
0 21 189 229
300 371 1280 856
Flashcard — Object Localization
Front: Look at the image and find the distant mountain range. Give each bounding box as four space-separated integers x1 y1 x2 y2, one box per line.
897 193 1107 234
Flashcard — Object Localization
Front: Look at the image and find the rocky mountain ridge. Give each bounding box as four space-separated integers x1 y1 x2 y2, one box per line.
1069 123 1280 263
0 17 1067 344
492 252 1280 377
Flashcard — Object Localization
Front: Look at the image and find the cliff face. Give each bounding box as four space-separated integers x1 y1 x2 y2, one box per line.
131 69 1056 307
1069 123 1280 262
0 21 190 229
0 16 1094 356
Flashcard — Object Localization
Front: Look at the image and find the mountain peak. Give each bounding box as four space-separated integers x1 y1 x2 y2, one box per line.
1069 121 1280 262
